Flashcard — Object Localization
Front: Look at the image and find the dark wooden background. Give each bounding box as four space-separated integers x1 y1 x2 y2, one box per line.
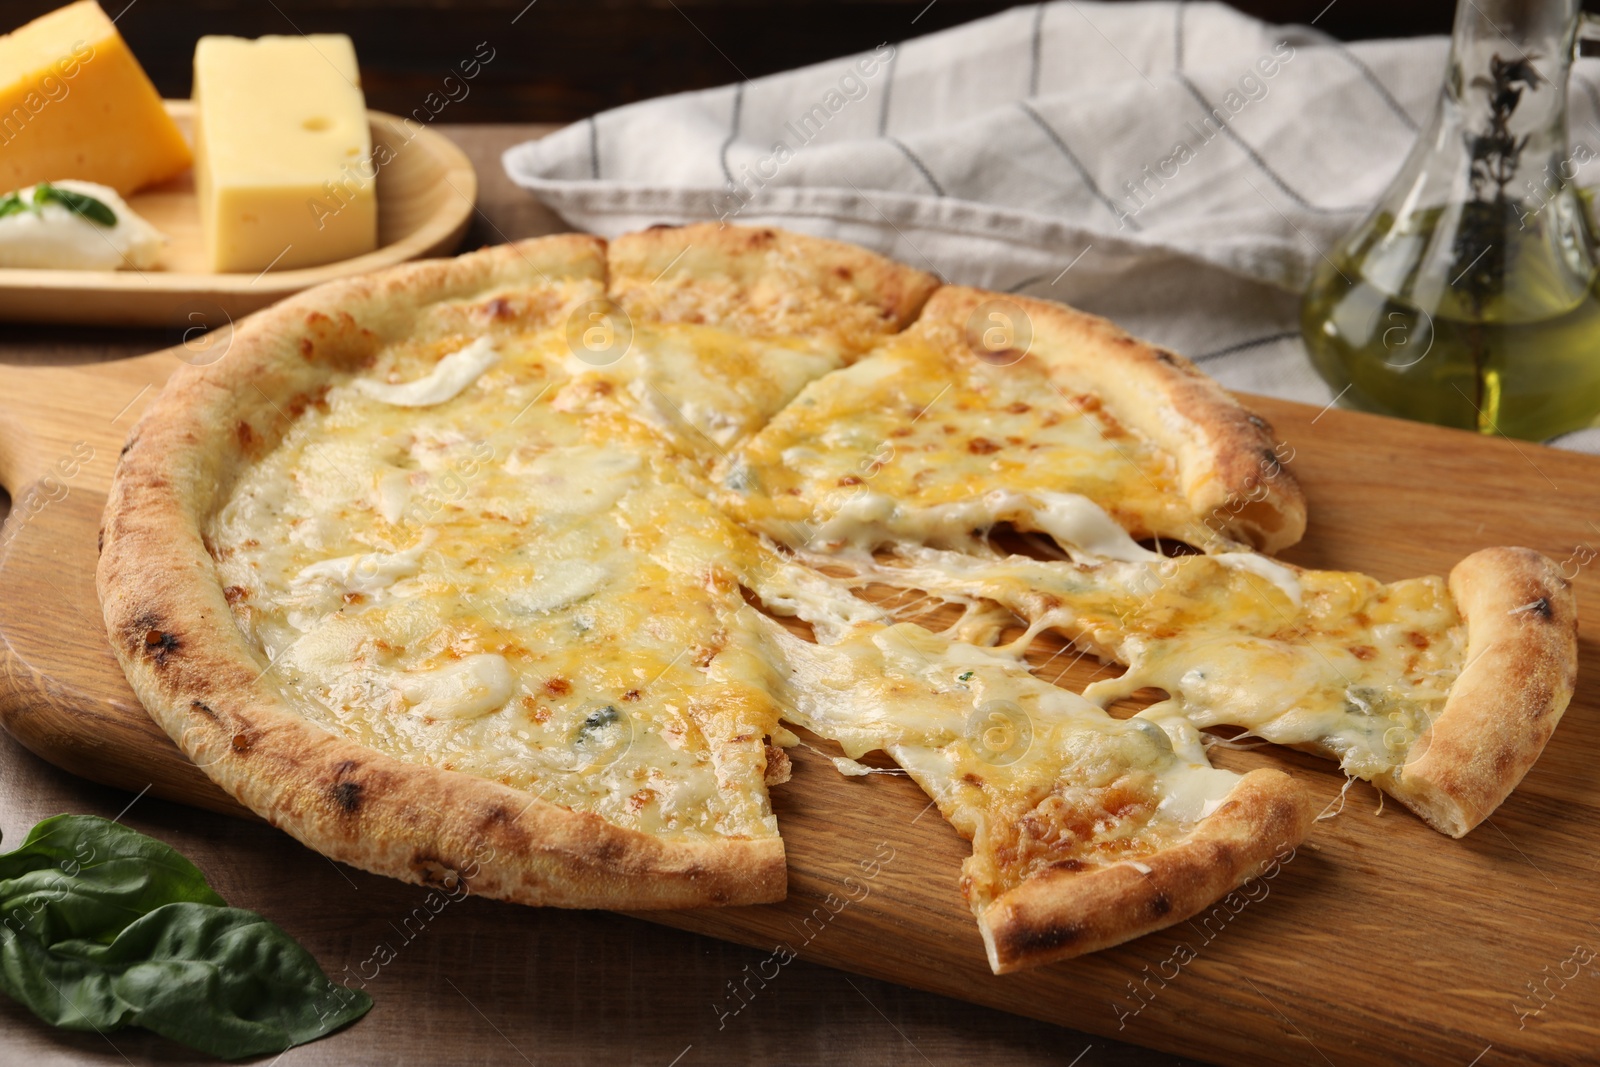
0 0 1462 124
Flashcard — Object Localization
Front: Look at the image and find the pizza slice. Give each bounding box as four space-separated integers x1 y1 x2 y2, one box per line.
727 285 1578 838
746 563 1314 974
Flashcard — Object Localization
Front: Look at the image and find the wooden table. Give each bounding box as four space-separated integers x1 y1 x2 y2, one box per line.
0 125 1191 1067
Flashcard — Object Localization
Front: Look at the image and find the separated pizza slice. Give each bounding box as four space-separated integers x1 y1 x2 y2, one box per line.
812 526 1575 838
746 564 1314 974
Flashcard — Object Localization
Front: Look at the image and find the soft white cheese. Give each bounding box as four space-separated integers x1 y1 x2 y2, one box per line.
356 337 499 407
401 654 515 720
0 181 165 271
291 531 436 596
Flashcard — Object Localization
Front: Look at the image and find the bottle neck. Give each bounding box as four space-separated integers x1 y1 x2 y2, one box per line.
1443 0 1576 142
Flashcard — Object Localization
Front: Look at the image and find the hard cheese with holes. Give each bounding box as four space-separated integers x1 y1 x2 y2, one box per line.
191 34 377 273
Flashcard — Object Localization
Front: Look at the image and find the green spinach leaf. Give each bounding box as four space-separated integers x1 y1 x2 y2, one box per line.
0 815 371 1060
0 191 26 220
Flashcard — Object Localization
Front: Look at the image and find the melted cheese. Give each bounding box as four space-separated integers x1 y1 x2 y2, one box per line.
355 337 499 407
721 332 1214 551
212 324 807 840
209 282 1473 918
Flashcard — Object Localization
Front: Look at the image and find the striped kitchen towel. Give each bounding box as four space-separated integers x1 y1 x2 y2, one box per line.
503 0 1600 452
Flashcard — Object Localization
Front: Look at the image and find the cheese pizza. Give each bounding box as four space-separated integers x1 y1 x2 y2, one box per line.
98 224 1577 974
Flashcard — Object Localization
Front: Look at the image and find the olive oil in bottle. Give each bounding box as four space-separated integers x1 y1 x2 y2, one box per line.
1303 200 1600 440
1301 0 1600 441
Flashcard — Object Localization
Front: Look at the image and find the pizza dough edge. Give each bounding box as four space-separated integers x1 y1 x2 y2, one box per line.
1377 546 1578 838
974 767 1317 975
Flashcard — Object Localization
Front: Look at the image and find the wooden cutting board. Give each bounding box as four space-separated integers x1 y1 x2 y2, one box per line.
2 345 1598 1067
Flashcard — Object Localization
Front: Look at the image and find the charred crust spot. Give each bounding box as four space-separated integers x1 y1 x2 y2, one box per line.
968 437 1001 455
1260 448 1283 475
1006 401 1032 414
298 337 314 358
1527 596 1553 620
231 732 251 753
223 585 249 605
97 528 104 554
1010 920 1085 955
837 475 863 486
190 699 219 721
622 689 641 702
1149 892 1172 917
1152 348 1179 366
138 625 180 666
331 780 363 813
1349 645 1377 661
1048 858 1086 872
1247 413 1269 432
961 772 984 787
545 677 572 696
832 265 853 281
484 297 515 321
119 441 133 458
235 421 258 451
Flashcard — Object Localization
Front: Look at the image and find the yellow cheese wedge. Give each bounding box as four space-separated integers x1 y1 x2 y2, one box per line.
192 34 378 274
0 1 192 196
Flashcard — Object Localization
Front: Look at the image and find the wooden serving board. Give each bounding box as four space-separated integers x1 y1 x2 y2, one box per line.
0 102 477 328
2 347 1599 1066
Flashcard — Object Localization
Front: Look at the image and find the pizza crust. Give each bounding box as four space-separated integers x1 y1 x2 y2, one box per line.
975 768 1315 974
608 222 940 352
1376 547 1578 837
911 286 1308 554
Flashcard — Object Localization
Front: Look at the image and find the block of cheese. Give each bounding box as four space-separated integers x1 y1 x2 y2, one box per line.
193 34 378 274
0 1 192 195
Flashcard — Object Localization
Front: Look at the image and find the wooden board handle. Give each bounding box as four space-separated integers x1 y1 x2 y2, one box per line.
0 348 185 498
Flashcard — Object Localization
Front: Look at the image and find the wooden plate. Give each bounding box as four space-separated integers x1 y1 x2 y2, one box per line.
0 101 476 328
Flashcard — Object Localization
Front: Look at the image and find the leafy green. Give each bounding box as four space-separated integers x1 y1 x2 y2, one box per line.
0 815 370 1060
31 182 117 226
0 191 25 219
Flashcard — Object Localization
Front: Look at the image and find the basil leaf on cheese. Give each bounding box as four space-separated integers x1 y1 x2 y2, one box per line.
0 191 26 220
0 814 371 1060
31 182 117 226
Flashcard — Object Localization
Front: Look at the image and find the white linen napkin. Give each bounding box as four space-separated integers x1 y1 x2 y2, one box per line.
503 0 1600 452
